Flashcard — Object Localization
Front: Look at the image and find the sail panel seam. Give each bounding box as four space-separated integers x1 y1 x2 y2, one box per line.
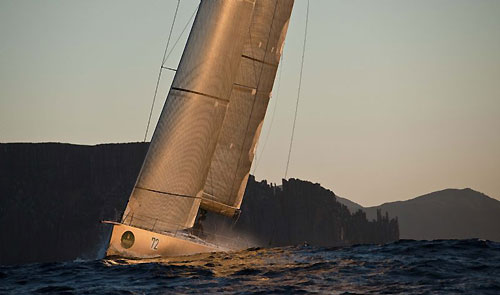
136 186 198 199
241 54 278 67
233 83 257 92
135 186 237 208
171 87 229 103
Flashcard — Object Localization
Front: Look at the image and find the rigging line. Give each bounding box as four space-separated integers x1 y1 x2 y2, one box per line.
143 0 181 142
162 4 199 69
161 0 181 67
284 0 309 179
253 52 285 174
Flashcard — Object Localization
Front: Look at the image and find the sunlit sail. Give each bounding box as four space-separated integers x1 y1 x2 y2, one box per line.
105 0 294 259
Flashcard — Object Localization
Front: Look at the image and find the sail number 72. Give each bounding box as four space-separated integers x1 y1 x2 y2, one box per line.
151 237 159 250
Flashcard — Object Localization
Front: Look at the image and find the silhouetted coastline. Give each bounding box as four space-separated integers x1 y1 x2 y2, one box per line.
1 142 399 265
204 177 399 247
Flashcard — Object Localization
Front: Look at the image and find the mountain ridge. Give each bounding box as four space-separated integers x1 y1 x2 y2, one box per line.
335 188 500 242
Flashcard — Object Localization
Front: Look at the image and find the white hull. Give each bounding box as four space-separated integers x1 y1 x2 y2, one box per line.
105 222 228 259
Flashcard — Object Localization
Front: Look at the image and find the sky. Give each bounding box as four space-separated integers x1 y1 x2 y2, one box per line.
1 0 499 206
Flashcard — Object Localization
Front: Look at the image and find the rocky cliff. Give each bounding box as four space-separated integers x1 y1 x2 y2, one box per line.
205 177 399 247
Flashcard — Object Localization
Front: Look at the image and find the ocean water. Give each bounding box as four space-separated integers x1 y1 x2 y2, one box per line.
1 239 499 294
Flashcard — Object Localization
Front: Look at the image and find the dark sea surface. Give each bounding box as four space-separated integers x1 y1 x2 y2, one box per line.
1 239 499 294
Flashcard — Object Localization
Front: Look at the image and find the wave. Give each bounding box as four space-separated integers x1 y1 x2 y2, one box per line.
1 239 499 294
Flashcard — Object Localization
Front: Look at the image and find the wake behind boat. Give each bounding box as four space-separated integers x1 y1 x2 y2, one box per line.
104 0 295 258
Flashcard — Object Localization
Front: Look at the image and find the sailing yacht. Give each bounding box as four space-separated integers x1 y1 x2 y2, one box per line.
105 0 294 258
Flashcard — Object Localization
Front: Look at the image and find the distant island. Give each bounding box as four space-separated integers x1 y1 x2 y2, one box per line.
2 142 499 265
338 188 500 242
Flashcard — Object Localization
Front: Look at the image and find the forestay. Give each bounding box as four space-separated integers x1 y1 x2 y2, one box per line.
202 0 295 217
122 0 255 232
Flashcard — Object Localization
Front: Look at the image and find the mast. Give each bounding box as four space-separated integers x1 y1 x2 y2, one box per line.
121 0 255 232
202 0 295 217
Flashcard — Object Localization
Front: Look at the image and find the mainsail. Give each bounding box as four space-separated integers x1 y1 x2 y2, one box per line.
122 0 255 232
201 0 295 217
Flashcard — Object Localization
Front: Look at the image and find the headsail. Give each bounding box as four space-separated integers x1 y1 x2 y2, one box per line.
202 0 295 217
122 0 256 232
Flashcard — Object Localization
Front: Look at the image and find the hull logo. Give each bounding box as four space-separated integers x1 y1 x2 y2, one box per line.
121 231 135 249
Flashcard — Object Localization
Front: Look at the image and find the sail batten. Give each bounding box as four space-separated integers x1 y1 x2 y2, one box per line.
241 54 279 67
202 0 295 217
170 87 230 102
122 0 256 232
